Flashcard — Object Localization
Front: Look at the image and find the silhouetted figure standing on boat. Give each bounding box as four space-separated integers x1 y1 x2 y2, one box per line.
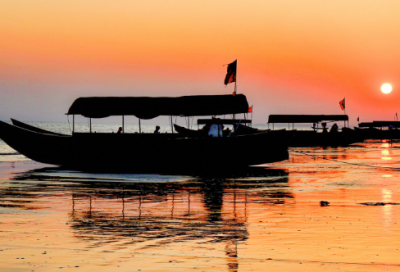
322 123 328 134
117 127 122 134
154 126 160 134
330 123 338 133
223 127 231 137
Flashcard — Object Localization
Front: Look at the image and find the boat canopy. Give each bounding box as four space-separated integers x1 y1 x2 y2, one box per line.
67 94 249 119
268 115 348 124
359 121 400 128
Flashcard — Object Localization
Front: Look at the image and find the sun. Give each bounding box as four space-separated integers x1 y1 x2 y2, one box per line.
381 83 392 94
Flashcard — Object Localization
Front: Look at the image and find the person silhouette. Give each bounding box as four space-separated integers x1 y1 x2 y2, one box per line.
322 123 328 134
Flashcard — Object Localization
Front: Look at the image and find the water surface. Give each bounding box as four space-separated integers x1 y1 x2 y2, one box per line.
0 131 400 271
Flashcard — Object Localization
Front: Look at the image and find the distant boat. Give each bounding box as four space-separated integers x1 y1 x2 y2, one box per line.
356 121 400 140
11 119 67 136
268 115 364 147
0 94 291 171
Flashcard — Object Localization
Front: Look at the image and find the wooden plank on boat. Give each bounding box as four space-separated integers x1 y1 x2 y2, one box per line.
197 119 251 125
11 118 67 136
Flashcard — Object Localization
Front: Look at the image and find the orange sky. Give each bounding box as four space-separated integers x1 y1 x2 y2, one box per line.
1 0 400 124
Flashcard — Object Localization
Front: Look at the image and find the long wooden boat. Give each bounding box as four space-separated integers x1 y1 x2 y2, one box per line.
268 115 364 147
0 94 290 171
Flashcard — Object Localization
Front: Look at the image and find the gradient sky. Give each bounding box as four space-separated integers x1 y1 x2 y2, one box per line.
1 0 400 125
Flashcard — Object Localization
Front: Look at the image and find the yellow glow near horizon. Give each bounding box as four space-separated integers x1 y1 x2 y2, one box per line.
381 83 392 94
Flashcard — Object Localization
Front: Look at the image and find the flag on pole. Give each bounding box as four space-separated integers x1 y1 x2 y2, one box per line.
224 60 237 85
357 117 359 122
248 105 253 113
339 98 345 110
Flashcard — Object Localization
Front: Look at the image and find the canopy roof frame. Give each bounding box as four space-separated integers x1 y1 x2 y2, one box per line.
67 94 249 119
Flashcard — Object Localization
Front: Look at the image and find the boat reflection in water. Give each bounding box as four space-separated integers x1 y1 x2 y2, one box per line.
10 166 291 271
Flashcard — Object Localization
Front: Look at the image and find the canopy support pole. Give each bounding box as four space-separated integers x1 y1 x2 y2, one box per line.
122 115 124 133
170 116 173 133
73 115 75 134
139 118 141 134
90 118 92 133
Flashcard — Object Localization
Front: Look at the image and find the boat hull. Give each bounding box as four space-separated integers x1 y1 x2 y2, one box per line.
0 121 289 171
354 127 400 140
288 129 364 147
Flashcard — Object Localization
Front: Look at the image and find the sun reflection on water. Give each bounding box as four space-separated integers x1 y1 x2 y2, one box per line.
381 146 392 160
382 188 393 230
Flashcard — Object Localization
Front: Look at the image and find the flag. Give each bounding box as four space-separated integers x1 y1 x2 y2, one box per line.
224 60 237 85
357 117 359 122
339 98 345 110
248 105 253 113
232 92 235 96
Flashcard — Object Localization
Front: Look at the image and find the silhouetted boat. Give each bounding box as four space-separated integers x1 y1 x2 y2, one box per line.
11 118 67 136
356 121 400 140
268 115 364 147
0 94 290 171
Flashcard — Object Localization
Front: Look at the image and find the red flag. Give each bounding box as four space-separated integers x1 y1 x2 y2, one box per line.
224 60 237 85
248 106 253 113
339 98 345 110
232 92 236 96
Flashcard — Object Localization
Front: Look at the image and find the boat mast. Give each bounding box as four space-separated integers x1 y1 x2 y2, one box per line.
122 115 124 133
138 118 141 133
90 118 92 133
73 115 75 134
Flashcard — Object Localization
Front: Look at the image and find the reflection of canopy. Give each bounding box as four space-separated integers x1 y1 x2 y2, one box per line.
67 94 249 119
359 121 400 128
268 115 348 124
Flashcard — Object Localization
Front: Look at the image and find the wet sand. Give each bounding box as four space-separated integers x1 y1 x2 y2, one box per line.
1 141 400 271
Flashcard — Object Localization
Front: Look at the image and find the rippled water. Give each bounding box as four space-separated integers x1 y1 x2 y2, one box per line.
0 124 399 271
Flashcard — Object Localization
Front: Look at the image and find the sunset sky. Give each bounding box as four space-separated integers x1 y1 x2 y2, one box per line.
1 0 400 125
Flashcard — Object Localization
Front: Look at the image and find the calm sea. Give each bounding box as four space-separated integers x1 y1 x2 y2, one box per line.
2 120 400 271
